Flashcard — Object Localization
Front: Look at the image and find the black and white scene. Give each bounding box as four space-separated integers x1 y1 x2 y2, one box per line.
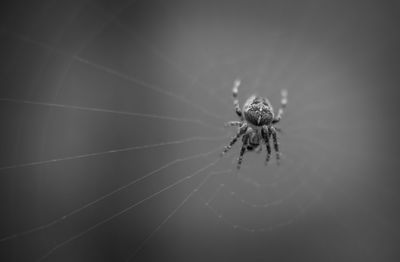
0 0 399 261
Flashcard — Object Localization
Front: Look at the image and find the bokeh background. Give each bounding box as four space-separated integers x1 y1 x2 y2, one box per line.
0 0 400 261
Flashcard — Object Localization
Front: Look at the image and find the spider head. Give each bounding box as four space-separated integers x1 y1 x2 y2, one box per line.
243 95 274 127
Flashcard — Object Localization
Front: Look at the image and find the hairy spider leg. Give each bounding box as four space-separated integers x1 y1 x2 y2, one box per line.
237 134 249 169
272 89 288 124
232 79 243 120
225 121 242 127
262 126 272 165
221 123 248 156
270 126 281 165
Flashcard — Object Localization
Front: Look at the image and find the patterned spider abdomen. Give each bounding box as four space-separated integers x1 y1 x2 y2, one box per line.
243 95 274 127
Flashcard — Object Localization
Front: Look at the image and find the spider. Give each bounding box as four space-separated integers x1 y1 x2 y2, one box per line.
221 79 288 169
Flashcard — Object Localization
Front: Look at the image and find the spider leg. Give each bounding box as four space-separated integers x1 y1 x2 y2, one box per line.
232 79 243 120
272 89 288 124
237 134 249 169
270 126 281 165
221 123 248 156
262 126 271 165
224 121 242 127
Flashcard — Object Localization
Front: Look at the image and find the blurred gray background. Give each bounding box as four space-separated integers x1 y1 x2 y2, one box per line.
0 0 399 261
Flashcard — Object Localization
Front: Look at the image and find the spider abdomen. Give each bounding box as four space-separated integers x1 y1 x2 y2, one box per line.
243 95 274 126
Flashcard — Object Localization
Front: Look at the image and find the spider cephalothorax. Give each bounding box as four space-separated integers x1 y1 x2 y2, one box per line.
221 79 287 169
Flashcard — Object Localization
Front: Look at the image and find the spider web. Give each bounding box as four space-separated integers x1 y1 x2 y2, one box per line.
0 1 399 262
